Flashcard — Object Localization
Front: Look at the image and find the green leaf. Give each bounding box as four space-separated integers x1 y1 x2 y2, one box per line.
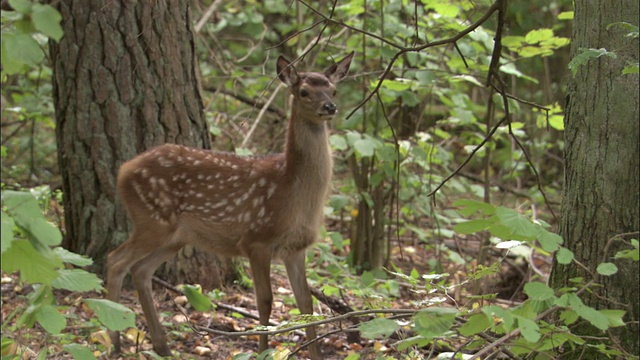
559 309 579 325
568 48 618 76
537 229 563 252
63 344 98 360
1 240 61 284
358 318 399 339
53 247 94 267
450 74 483 87
564 293 609 330
31 4 64 41
453 219 493 234
182 284 214 312
1 212 15 253
380 79 413 92
502 36 526 49
360 271 375 287
8 0 32 13
329 134 348 151
52 269 103 292
599 309 626 328
458 313 491 336
596 262 618 276
482 305 514 331
84 299 136 331
496 208 537 237
515 316 540 343
523 282 556 301
453 199 496 216
414 308 457 338
614 240 639 260
558 11 574 20
36 305 66 334
396 335 430 351
556 247 574 264
525 29 554 44
622 63 639 75
2 190 62 246
0 33 44 74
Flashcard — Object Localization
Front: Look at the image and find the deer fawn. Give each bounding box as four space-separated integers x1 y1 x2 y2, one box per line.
106 52 354 358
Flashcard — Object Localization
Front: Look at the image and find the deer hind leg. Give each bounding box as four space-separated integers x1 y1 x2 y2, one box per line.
128 242 183 357
106 227 180 357
284 250 321 360
248 247 274 353
106 230 154 355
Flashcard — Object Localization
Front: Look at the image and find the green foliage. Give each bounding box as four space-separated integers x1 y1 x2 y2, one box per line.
1 190 134 356
1 0 63 74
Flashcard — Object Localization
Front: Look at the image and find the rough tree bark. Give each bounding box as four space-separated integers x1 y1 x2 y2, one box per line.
50 0 236 289
549 0 639 357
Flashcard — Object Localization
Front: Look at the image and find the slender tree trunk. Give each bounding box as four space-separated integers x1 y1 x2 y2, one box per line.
50 0 236 289
550 0 639 357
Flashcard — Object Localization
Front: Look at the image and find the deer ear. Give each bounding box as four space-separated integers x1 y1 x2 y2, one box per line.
325 52 354 84
277 56 300 87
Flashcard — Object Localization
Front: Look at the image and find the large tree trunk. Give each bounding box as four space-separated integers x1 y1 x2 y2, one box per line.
549 0 639 357
50 0 236 289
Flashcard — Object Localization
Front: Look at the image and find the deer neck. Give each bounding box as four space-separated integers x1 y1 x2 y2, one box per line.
284 101 333 191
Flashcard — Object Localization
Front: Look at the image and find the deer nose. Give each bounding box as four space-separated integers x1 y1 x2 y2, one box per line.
322 102 337 114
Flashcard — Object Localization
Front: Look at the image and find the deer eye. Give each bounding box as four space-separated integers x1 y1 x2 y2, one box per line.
300 89 309 97
333 90 337 97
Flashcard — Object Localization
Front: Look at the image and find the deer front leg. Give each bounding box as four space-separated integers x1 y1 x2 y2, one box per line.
248 249 274 353
284 250 321 360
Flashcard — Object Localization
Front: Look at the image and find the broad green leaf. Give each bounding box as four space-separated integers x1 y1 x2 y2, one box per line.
31 4 64 41
452 199 496 216
358 318 399 339
182 284 214 312
2 190 62 246
559 309 579 325
329 134 348 151
495 207 537 239
396 336 430 351
1 240 61 284
537 229 563 252
8 0 32 13
380 79 412 92
36 305 66 334
1 212 15 253
353 138 377 157
450 75 483 87
53 247 94 266
428 3 459 18
596 262 618 276
85 299 136 331
0 33 44 74
515 316 540 342
458 313 491 336
564 293 609 330
558 11 574 20
453 219 493 234
63 344 98 360
414 308 457 338
622 63 639 75
556 247 574 264
482 305 514 331
568 48 618 76
525 29 554 44
523 282 556 301
52 269 103 292
502 36 526 49
599 309 626 328
614 240 639 260
360 271 375 287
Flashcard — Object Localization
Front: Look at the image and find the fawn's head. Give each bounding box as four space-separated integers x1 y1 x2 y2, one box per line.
277 52 354 124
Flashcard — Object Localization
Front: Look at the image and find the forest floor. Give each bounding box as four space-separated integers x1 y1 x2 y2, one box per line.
1 232 553 360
